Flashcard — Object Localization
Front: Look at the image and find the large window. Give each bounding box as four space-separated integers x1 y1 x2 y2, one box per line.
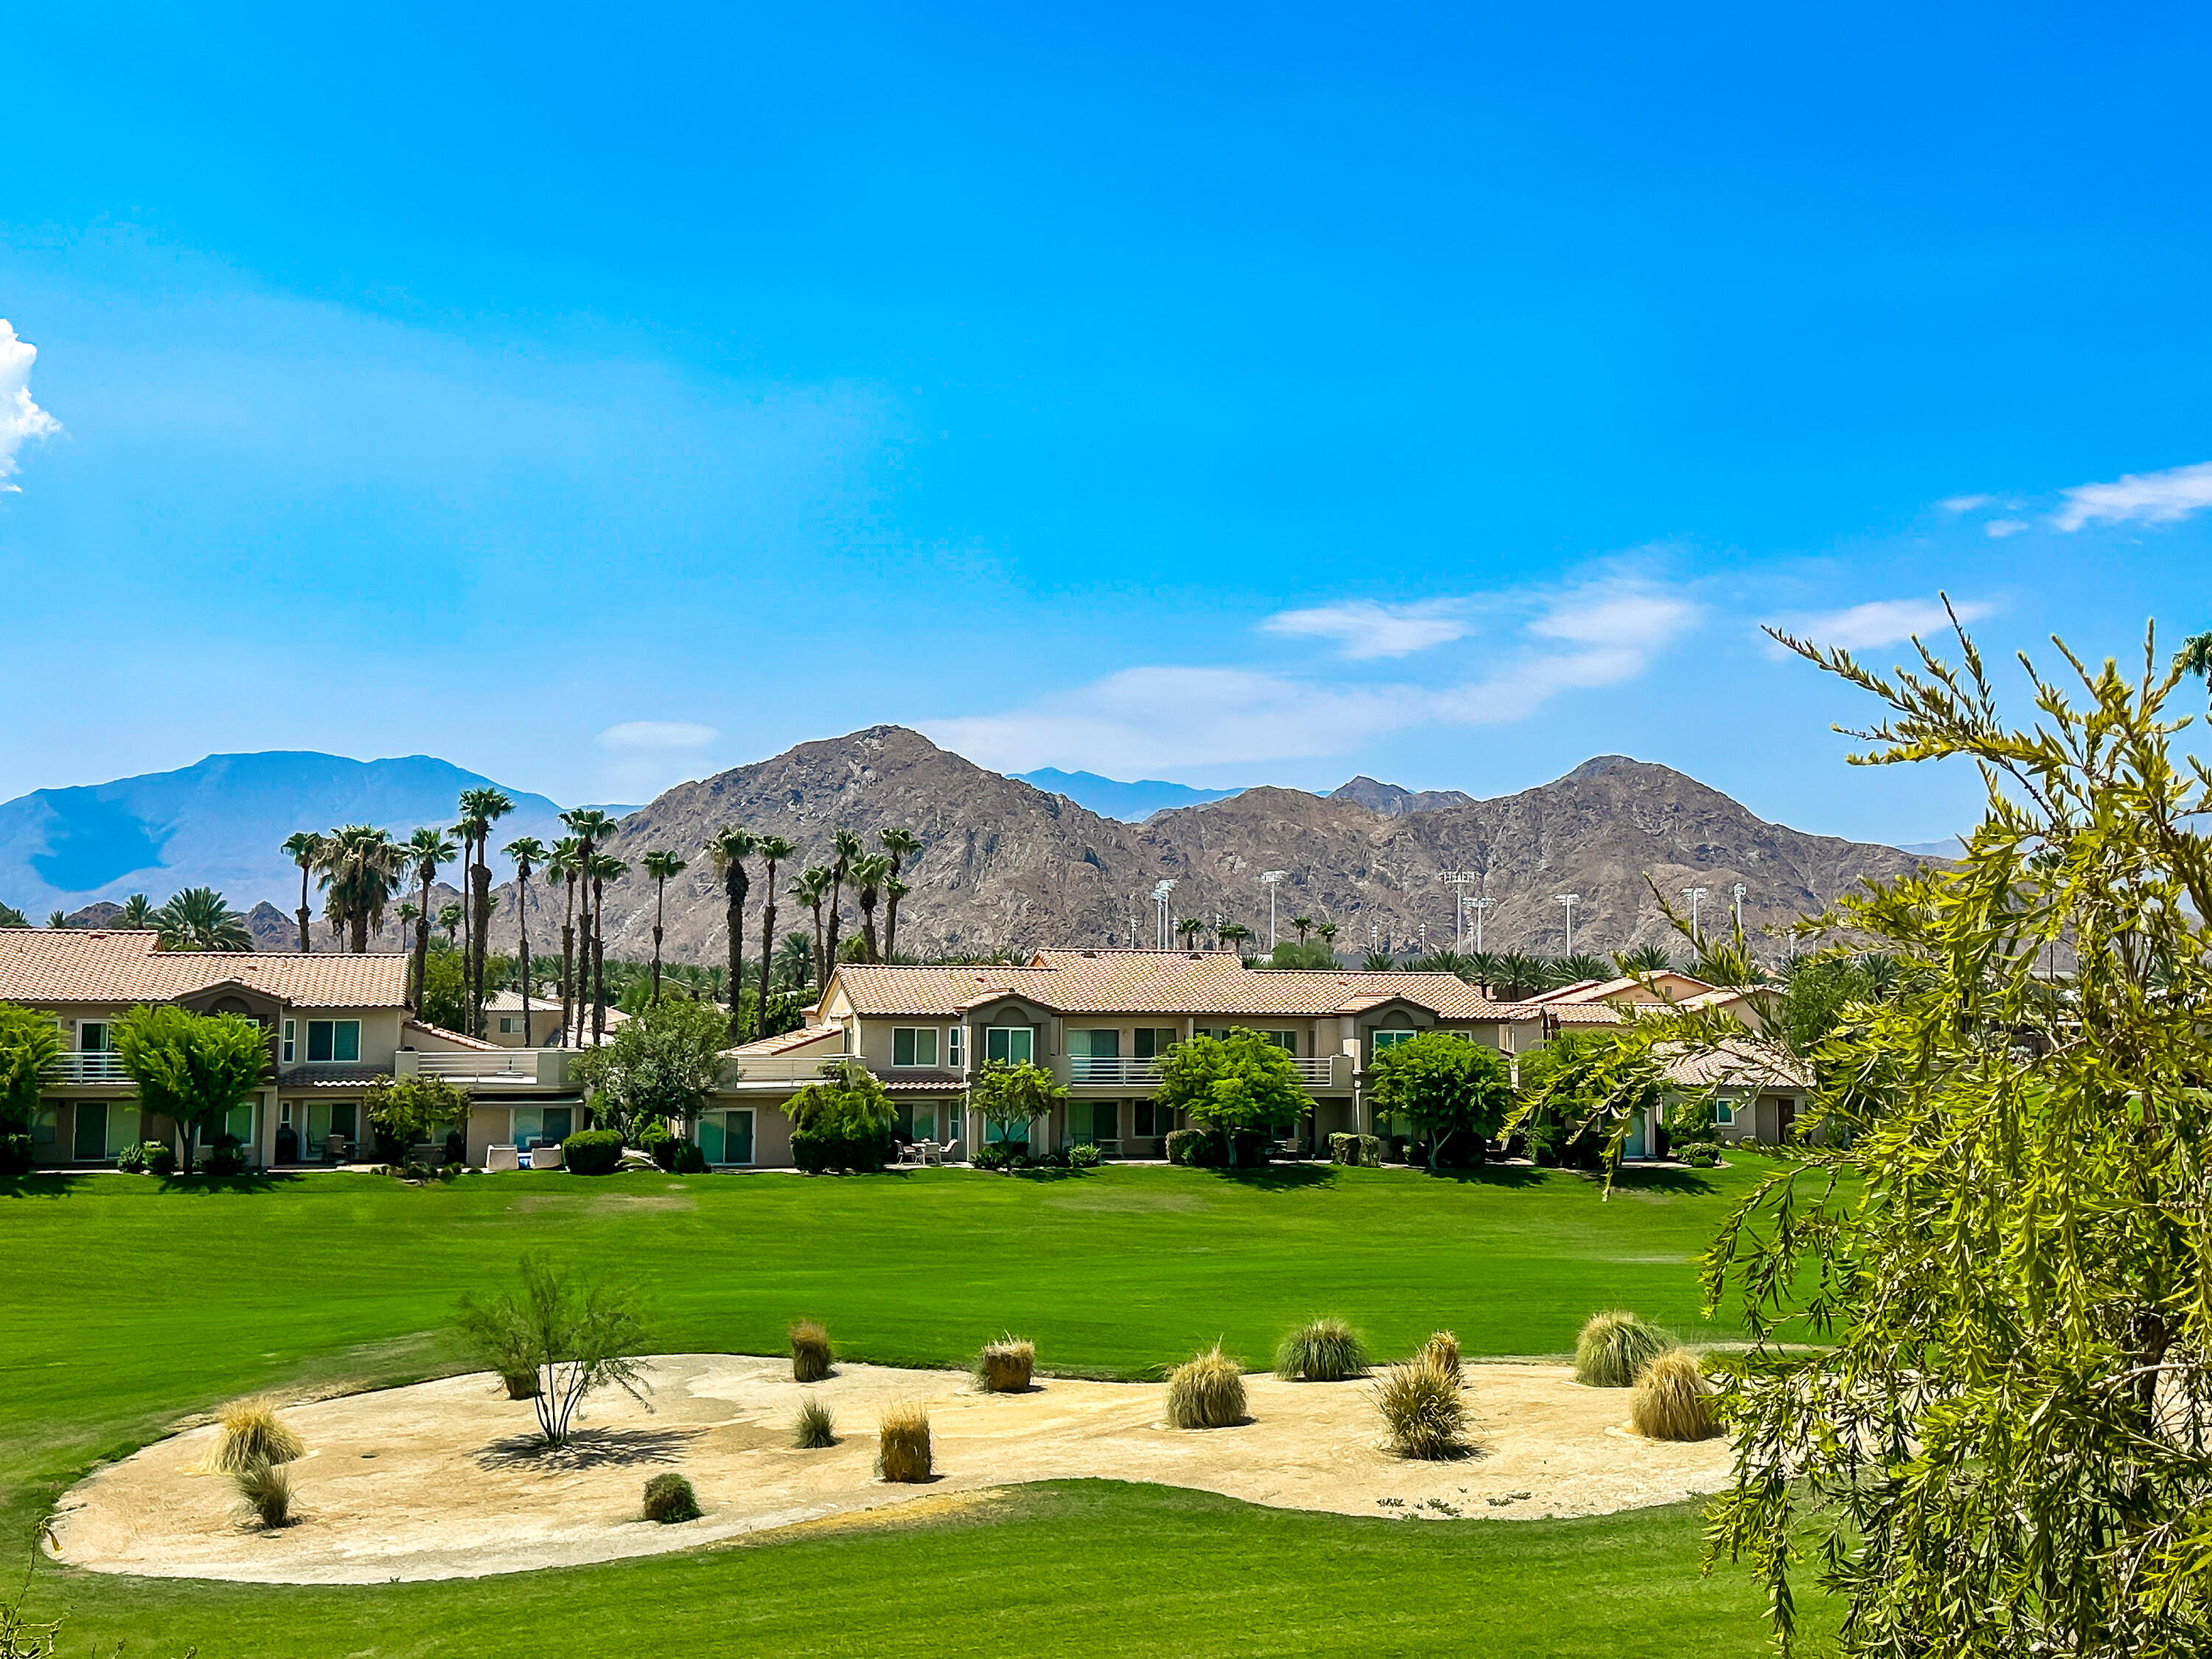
891 1027 940 1068
1068 1029 1121 1059
1371 1029 1416 1055
305 1020 361 1063
1131 1029 1178 1059
700 1109 755 1165
1259 1030 1298 1054
984 1026 1034 1066
77 1021 109 1053
900 1101 937 1141
1075 1101 1119 1143
1714 1099 1736 1126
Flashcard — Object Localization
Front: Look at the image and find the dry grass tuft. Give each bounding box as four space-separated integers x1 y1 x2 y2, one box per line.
1374 1354 1470 1460
1166 1344 1248 1429
1420 1329 1462 1383
206 1398 306 1473
501 1370 541 1400
876 1401 933 1483
234 1461 293 1528
1573 1310 1676 1388
793 1398 838 1449
790 1319 834 1383
1632 1349 1719 1441
1275 1316 1369 1382
641 1472 702 1523
974 1335 1036 1393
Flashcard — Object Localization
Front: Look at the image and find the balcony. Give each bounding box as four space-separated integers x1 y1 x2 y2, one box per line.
394 1049 571 1088
1063 1054 1346 1091
725 1054 869 1088
44 1051 130 1085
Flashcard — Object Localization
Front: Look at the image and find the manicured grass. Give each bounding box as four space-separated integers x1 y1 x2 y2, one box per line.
1 1161 1812 1656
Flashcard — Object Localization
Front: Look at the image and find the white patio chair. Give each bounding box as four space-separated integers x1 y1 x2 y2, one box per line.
936 1138 961 1165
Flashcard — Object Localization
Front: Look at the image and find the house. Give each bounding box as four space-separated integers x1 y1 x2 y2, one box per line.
2 928 585 1169
481 989 565 1048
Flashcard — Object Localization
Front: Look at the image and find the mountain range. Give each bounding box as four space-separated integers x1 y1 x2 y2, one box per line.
1012 768 1244 821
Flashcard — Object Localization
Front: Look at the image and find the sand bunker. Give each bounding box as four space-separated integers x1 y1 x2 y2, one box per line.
49 1357 1733 1584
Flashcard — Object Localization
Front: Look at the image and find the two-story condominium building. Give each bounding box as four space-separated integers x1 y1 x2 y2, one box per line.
3 929 585 1169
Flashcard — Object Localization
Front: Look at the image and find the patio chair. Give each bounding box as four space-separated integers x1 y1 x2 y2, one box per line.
936 1138 961 1165
324 1136 352 1166
487 1144 521 1172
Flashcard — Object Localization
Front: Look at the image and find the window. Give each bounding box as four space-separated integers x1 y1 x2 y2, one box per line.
1068 1029 1121 1059
32 1107 56 1145
499 1016 518 1034
947 1026 964 1069
1077 1101 1119 1143
1714 1099 1736 1126
77 1021 109 1053
1259 1031 1298 1054
281 1020 296 1064
1131 1029 1177 1059
900 1102 936 1141
700 1109 755 1165
305 1020 361 1063
947 1105 963 1146
513 1106 569 1147
1372 1029 1416 1055
892 1027 940 1068
220 1102 254 1146
984 1026 1034 1066
1133 1101 1158 1136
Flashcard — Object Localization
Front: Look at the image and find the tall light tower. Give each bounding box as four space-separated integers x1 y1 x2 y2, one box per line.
1440 870 1479 950
1470 894 1495 952
1260 870 1288 949
1556 893 1579 953
1683 886 1708 943
1152 879 1176 948
1731 882 1747 938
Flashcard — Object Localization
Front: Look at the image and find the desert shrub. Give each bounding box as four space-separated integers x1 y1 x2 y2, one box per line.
876 1402 933 1482
202 1135 248 1176
562 1128 623 1175
1632 1349 1719 1441
641 1472 701 1523
1164 1128 1218 1167
451 1254 651 1448
1276 1317 1369 1381
793 1398 838 1448
234 1461 293 1528
116 1140 165 1175
790 1318 834 1382
970 1141 1028 1171
0 1133 30 1177
1065 1141 1105 1169
974 1335 1035 1393
1422 1329 1462 1383
206 1397 305 1472
1374 1354 1469 1460
1573 1310 1677 1388
1166 1345 1247 1428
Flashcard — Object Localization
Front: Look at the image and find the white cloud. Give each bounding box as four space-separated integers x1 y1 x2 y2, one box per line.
1768 597 1994 653
1938 494 1994 513
1262 598 1470 659
2052 459 2212 532
927 574 1702 773
596 720 719 750
0 320 60 491
1983 518 2031 538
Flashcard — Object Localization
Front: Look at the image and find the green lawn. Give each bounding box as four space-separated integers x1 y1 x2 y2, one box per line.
1 1161 1824 1657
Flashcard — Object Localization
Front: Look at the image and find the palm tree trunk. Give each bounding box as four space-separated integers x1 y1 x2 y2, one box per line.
861 900 880 963
724 869 748 1045
652 877 666 1004
576 860 593 1045
470 835 490 1038
884 883 902 963
591 870 607 1046
825 872 846 969
810 897 827 988
296 865 312 953
411 874 432 1011
758 858 779 1040
516 883 532 1057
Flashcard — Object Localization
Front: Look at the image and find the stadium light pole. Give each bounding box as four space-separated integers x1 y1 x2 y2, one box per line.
1440 870 1478 950
1556 893 1579 953
1152 879 1176 949
1470 894 1495 952
1260 870 1287 949
1683 886 1707 944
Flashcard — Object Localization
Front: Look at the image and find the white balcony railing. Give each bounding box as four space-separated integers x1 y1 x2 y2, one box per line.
1067 1056 1164 1087
727 1055 866 1086
1291 1057 1336 1086
397 1050 563 1085
45 1051 130 1085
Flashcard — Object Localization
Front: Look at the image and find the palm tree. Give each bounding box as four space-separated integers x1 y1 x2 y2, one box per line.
548 835 583 1046
774 928 813 990
852 854 891 961
438 902 463 947
1290 915 1313 946
114 893 155 930
2175 630 2212 712
1360 950 1394 972
1494 952 1546 1001
1615 942 1673 975
1315 922 1338 959
505 836 547 1048
824 830 863 968
153 886 253 952
586 852 626 1044
1176 917 1203 949
457 787 515 1037
640 850 688 1004
1220 922 1253 959
46 910 71 929
403 825 457 1013
878 828 920 959
792 866 832 987
560 810 616 1043
703 826 757 1044
754 836 794 1032
316 825 403 951
280 831 324 952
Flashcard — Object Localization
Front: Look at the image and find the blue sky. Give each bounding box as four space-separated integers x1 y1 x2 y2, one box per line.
5 2 2210 844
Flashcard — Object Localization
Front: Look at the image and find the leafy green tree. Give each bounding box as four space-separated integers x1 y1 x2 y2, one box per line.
453 1253 650 1447
966 1059 1065 1160
787 1057 898 1135
0 1003 63 1134
1510 1026 1667 1169
1267 939 1337 969
773 928 815 990
364 1071 470 1159
571 994 728 1145
1366 1031 1512 1172
1152 1030 1304 1167
152 886 252 952
420 947 470 1032
112 1004 268 1173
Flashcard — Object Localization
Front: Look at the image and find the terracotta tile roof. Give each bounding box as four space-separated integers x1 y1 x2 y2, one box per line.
404 1020 500 1051
1545 1004 1635 1026
728 1023 844 1057
825 949 1520 1020
1658 1038 1810 1090
0 929 409 1009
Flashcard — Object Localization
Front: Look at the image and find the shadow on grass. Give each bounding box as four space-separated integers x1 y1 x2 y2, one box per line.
1607 1167 1719 1197
478 1425 699 1472
1203 1163 1338 1191
153 1171 311 1196
1401 1162 1551 1189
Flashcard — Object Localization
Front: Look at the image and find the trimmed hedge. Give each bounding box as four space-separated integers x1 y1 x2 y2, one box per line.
562 1129 625 1175
1165 1128 1217 1167
1327 1133 1382 1168
638 1124 709 1173
791 1124 895 1174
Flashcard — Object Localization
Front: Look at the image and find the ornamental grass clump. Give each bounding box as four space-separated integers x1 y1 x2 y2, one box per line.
501 1369 541 1401
1573 1310 1676 1388
1166 1345 1248 1429
1631 1349 1719 1442
793 1399 838 1449
1421 1329 1462 1383
790 1319 834 1382
1275 1317 1369 1382
876 1402 933 1483
234 1461 293 1528
1374 1354 1469 1461
974 1335 1035 1393
206 1397 305 1473
641 1472 701 1523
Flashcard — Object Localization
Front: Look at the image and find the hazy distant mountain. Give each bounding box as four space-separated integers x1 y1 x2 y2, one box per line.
0 752 569 918
1329 776 1477 816
1894 837 1966 859
1013 768 1243 821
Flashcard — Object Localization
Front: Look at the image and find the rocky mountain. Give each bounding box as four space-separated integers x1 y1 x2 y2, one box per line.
1329 776 1478 816
467 726 1922 970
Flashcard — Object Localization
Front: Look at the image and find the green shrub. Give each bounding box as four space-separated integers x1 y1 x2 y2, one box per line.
1276 1316 1369 1381
501 1368 541 1399
974 1335 1035 1392
0 1133 30 1177
1422 1329 1462 1383
790 1124 894 1173
1065 1141 1105 1169
234 1461 293 1528
201 1134 248 1177
793 1398 838 1448
1164 1128 1218 1167
562 1128 624 1175
1327 1132 1382 1167
1374 1354 1469 1460
116 1140 161 1175
1166 1345 1247 1428
971 1141 1028 1171
1573 1310 1677 1388
790 1318 833 1382
206 1397 305 1473
1632 1349 1719 1441
1680 1141 1721 1168
637 1124 709 1173
876 1402 933 1482
641 1472 701 1523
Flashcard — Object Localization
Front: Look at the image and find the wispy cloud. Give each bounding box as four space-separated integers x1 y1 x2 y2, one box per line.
1938 494 1994 514
0 320 60 491
1768 597 1994 653
1262 598 1470 659
1983 519 2030 538
927 573 1702 772
2052 459 2212 532
597 720 718 750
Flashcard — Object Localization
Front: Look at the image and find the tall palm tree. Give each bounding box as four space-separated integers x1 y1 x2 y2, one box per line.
1291 915 1314 946
560 810 616 1043
280 832 324 952
457 787 515 1037
703 826 757 1044
505 836 547 1048
852 854 891 962
1315 921 1338 958
153 886 253 952
774 928 814 990
753 836 794 1032
587 852 626 1045
316 825 403 951
2176 630 2212 712
404 825 457 1013
548 835 583 1047
438 902 463 947
1220 922 1253 959
878 828 920 960
1176 917 1203 949
641 850 688 1004
114 893 155 930
824 830 862 969
791 866 832 987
